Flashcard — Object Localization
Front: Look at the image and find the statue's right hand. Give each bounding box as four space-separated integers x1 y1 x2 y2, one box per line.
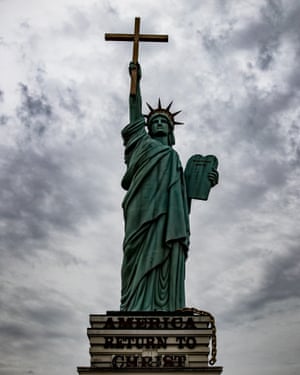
129 62 142 80
208 169 219 187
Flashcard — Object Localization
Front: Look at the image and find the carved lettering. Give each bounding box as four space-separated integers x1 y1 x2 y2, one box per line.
172 318 183 328
176 336 196 349
104 336 168 349
185 317 196 329
176 336 185 349
115 336 124 349
111 354 186 368
163 355 186 368
141 356 152 367
186 336 196 349
104 336 114 348
112 355 124 368
103 317 115 329
145 336 155 348
136 337 143 349
102 316 197 329
118 318 133 329
136 318 146 329
156 336 167 348
125 355 139 368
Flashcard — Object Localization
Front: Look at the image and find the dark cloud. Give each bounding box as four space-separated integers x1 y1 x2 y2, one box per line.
257 42 277 70
229 2 283 73
249 245 300 306
285 6 300 51
259 0 283 50
0 284 74 340
0 282 85 375
0 114 8 125
199 21 234 54
224 244 300 323
288 68 300 95
17 83 53 136
231 83 296 161
0 142 109 261
232 0 300 55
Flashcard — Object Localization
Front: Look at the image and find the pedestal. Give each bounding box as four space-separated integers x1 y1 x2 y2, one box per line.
78 310 223 375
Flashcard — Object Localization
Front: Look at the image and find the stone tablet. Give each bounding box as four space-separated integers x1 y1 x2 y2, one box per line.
184 155 218 201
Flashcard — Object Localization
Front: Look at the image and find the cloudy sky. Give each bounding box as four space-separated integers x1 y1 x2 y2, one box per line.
0 0 300 374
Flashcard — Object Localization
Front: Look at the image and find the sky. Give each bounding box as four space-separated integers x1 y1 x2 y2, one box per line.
0 0 299 374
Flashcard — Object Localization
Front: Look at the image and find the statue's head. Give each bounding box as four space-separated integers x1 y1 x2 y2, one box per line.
146 99 183 146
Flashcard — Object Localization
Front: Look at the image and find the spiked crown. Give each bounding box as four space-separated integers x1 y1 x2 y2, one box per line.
145 99 183 128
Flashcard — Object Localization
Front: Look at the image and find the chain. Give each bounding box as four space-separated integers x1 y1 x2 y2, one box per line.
179 307 217 365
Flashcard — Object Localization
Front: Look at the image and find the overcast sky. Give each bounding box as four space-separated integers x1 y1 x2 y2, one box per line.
0 0 299 374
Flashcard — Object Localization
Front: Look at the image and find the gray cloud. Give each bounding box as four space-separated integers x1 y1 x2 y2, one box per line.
257 0 282 70
231 244 300 321
0 282 84 375
0 115 8 125
257 42 277 70
0 89 6 125
0 143 109 259
58 86 84 117
17 83 53 136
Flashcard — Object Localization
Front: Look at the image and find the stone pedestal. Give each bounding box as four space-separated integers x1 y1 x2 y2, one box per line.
78 311 223 375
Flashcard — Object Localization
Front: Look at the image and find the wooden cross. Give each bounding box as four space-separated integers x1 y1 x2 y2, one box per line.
105 17 168 95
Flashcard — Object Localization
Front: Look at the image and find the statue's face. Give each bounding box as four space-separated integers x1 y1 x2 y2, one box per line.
149 115 170 137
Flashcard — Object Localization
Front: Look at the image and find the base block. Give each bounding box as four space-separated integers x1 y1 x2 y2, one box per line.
77 311 223 375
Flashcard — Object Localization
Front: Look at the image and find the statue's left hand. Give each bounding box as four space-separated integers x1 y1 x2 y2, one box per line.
208 169 219 187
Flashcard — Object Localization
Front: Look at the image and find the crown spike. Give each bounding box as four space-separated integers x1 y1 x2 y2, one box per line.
174 121 184 125
172 110 182 117
158 98 162 109
166 101 173 111
146 102 154 111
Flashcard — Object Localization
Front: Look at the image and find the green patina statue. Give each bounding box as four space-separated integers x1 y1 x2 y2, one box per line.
120 63 218 311
105 17 218 312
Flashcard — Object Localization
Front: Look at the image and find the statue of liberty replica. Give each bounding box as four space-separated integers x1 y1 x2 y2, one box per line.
121 63 191 311
105 18 219 312
78 17 222 374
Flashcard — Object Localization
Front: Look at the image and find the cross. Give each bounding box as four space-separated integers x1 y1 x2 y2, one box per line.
105 17 168 95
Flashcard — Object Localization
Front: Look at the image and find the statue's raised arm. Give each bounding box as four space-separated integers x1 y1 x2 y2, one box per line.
128 62 143 123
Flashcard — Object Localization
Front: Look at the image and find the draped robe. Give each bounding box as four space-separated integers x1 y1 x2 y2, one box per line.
120 117 190 311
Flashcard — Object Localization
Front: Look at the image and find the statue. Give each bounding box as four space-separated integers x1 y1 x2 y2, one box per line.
121 62 190 311
105 18 219 312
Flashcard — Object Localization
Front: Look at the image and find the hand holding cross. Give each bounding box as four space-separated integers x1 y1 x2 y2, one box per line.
105 17 168 95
